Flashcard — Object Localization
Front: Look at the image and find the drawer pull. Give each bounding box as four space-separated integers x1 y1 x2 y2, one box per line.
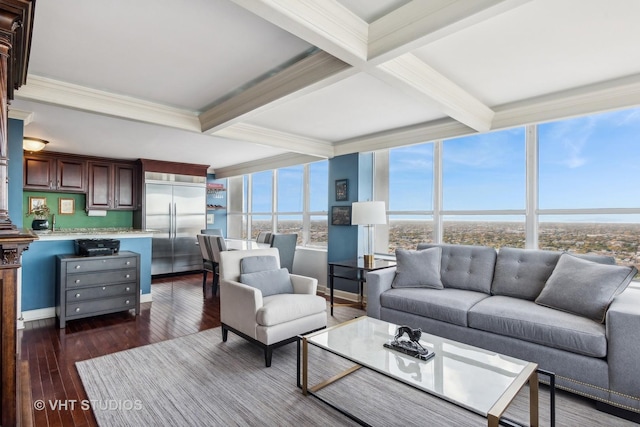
125 300 130 304
126 261 131 265
125 287 131 292
102 287 106 290
125 274 130 278
75 293 81 298
74 265 81 269
75 307 80 312
75 279 80 284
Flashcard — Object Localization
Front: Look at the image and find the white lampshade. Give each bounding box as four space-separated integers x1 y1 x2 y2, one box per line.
351 201 386 225
23 137 49 152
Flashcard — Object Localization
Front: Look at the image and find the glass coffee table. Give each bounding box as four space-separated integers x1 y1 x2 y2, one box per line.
299 316 554 427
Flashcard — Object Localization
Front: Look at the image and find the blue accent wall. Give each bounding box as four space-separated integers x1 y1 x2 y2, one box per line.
328 153 360 293
21 237 152 312
8 119 23 227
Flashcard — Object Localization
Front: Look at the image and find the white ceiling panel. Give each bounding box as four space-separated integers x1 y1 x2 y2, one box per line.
412 0 640 107
245 72 445 141
28 0 313 111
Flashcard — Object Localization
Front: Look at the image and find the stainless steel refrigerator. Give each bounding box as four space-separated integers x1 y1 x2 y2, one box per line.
141 172 206 275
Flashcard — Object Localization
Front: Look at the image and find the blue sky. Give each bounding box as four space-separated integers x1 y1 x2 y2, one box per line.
389 106 640 218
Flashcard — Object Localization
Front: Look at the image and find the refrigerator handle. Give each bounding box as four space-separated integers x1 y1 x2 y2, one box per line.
169 202 174 239
173 203 177 238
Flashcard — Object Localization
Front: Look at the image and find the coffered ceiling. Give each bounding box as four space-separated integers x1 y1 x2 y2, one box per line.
10 0 640 177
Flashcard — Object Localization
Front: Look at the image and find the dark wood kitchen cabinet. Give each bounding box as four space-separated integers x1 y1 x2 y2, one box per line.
87 161 138 210
24 153 86 192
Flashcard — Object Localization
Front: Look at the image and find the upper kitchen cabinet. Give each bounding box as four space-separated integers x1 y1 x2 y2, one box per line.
87 160 138 210
24 153 86 192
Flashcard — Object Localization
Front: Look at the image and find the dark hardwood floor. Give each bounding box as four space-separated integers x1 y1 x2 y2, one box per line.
19 273 223 427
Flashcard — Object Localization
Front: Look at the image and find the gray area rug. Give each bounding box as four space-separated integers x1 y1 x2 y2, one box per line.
76 325 637 427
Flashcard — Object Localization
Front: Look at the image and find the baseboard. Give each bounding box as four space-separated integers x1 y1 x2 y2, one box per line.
20 307 56 325
595 401 640 423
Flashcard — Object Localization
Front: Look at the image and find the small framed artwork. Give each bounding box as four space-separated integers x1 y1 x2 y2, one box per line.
335 179 348 201
28 196 47 214
331 205 351 226
58 198 75 215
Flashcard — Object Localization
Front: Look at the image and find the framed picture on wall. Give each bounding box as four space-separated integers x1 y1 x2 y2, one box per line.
58 198 75 215
331 206 351 225
28 196 47 214
335 179 348 201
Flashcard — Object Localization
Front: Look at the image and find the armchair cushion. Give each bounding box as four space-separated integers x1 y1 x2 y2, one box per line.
240 267 294 297
241 255 279 273
257 294 327 326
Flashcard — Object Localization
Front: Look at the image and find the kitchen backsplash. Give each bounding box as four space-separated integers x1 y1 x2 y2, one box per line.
23 191 133 230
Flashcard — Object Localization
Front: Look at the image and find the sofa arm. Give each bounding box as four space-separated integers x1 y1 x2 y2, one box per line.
290 274 318 295
366 267 396 319
606 287 640 398
220 279 263 338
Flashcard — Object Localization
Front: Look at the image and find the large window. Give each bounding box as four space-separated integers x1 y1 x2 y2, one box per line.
227 160 328 247
375 106 640 274
538 108 640 269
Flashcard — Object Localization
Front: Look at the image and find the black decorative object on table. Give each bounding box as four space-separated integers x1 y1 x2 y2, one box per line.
384 325 435 361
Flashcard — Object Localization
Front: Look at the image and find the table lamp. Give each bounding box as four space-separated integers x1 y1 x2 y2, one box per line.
351 201 387 267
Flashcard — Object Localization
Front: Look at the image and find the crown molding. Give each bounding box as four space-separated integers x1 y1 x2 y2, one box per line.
374 53 494 132
492 73 640 129
231 0 367 65
334 118 473 156
8 108 33 125
199 51 352 134
15 75 201 132
213 152 324 178
214 123 334 159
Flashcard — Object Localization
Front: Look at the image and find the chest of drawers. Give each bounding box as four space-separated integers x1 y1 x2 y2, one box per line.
56 251 140 328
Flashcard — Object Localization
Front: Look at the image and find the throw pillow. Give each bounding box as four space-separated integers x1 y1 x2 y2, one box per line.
240 268 293 297
391 247 443 289
535 253 637 323
240 255 279 274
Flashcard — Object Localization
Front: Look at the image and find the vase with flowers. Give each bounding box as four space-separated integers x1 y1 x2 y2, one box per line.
27 204 51 230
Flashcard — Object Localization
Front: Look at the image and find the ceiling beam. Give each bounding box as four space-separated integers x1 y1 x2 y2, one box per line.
367 0 532 65
374 53 494 132
213 123 334 159
199 51 353 134
230 0 368 65
15 75 202 132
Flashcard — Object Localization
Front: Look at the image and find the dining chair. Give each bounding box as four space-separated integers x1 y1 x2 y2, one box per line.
269 233 297 273
255 231 272 244
208 235 228 293
197 234 216 294
201 228 223 236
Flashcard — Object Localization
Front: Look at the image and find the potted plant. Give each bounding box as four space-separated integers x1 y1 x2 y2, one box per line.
27 203 51 230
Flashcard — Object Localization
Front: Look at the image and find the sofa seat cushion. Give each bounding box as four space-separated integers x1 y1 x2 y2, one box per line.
256 294 326 327
468 296 607 358
380 288 489 327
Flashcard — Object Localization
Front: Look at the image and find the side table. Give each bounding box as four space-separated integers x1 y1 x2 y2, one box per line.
328 258 396 316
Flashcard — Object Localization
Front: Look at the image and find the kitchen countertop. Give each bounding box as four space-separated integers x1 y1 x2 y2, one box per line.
33 228 154 240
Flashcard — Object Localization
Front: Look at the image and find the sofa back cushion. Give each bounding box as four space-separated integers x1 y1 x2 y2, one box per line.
416 243 496 294
492 248 617 301
492 248 561 300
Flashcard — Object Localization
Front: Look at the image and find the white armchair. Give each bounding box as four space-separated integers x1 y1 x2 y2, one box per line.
218 248 327 366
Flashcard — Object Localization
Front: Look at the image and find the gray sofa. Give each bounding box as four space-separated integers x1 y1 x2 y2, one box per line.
366 243 640 414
